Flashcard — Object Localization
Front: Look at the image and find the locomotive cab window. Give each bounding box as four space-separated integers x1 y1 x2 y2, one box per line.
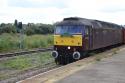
55 25 83 34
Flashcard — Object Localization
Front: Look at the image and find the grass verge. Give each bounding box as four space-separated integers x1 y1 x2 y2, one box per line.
0 33 53 52
0 51 54 81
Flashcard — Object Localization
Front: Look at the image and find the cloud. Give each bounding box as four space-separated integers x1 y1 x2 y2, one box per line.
0 0 8 7
0 6 65 23
7 0 67 8
0 0 125 24
98 0 125 13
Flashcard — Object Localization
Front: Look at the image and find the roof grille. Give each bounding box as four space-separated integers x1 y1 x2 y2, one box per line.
64 17 80 21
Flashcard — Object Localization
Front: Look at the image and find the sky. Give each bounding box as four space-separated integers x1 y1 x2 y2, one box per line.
0 0 125 25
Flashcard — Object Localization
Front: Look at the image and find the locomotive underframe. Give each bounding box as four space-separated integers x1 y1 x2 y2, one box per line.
54 46 87 64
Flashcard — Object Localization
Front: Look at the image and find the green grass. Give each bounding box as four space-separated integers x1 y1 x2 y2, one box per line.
0 33 53 52
0 33 54 80
0 52 54 80
3 57 32 70
1 52 53 70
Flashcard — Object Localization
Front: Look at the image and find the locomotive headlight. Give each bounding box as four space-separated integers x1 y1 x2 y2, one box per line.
68 46 71 49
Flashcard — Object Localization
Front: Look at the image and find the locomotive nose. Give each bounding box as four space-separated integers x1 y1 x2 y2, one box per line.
51 51 58 58
73 51 81 60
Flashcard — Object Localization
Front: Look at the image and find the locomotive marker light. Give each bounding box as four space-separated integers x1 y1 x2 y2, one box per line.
52 51 58 58
73 51 81 60
68 46 71 49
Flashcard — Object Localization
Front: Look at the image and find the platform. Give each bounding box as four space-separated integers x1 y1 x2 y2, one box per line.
57 48 125 83
18 46 125 83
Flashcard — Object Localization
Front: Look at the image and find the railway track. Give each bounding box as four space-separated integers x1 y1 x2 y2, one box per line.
18 45 125 83
0 60 61 83
0 47 53 58
0 47 59 83
0 45 124 83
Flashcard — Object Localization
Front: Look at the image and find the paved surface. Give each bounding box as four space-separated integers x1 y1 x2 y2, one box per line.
56 50 125 83
19 46 125 83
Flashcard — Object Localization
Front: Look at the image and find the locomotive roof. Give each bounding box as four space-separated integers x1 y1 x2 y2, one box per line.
55 17 122 29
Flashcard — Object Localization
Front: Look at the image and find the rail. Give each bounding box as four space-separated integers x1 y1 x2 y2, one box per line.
0 47 53 58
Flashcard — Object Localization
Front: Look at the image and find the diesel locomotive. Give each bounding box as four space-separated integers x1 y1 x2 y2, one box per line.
52 17 123 64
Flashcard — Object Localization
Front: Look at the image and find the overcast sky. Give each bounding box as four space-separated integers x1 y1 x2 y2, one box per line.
0 0 125 24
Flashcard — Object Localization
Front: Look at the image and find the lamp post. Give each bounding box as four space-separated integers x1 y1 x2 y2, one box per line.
18 22 24 49
15 21 24 49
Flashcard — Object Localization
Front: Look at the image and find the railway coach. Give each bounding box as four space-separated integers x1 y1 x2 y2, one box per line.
52 17 123 64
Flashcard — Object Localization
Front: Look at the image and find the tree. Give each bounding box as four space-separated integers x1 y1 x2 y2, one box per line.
14 19 18 27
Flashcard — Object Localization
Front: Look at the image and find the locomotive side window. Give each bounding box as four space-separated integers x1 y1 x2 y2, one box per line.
85 28 89 35
85 26 90 36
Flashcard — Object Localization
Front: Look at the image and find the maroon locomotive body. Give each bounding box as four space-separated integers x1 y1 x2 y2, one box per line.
52 17 124 64
87 20 123 50
122 28 125 43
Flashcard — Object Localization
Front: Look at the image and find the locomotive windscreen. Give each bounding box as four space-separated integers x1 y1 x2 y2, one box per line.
55 25 82 34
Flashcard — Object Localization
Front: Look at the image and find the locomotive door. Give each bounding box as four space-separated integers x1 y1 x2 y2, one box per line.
84 25 92 50
88 26 93 49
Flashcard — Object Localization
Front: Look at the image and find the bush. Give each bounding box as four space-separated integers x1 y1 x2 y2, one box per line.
0 24 16 34
0 23 54 35
0 33 53 52
25 24 54 35
0 33 19 52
